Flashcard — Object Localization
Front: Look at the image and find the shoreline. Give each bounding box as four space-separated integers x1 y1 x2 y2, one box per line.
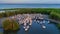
0 8 60 23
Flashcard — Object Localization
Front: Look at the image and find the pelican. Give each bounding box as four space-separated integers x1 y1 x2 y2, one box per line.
40 21 43 24
27 26 29 29
25 28 28 31
29 17 32 25
37 20 40 23
42 25 46 29
48 21 50 23
29 23 32 25
24 23 26 26
23 26 26 29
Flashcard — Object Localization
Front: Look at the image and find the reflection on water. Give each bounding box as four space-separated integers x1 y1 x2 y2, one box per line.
0 14 60 34
4 31 16 34
17 20 60 34
0 21 60 34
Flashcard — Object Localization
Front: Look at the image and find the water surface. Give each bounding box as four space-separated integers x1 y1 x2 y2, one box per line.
0 14 60 34
0 4 60 9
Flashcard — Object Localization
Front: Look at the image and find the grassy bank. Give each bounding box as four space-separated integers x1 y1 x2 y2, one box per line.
0 8 60 30
0 8 60 21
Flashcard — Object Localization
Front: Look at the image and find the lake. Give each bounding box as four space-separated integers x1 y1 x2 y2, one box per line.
0 14 60 34
0 20 60 34
0 4 60 9
16 21 60 34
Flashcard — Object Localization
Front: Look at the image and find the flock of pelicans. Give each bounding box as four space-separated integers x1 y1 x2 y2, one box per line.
10 14 50 31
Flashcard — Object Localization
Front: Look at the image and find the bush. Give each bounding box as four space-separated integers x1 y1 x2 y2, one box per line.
2 18 19 31
50 11 60 21
0 8 60 21
56 23 60 29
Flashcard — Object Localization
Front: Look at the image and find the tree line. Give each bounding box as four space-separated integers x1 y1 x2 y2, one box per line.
0 8 60 21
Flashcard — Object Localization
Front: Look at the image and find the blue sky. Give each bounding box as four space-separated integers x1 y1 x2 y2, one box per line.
0 0 60 4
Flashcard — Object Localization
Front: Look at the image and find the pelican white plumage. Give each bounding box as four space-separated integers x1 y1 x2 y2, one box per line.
27 26 29 29
48 21 50 23
29 18 32 25
40 21 42 24
37 20 40 23
25 28 28 31
23 26 26 29
29 23 32 25
42 25 46 29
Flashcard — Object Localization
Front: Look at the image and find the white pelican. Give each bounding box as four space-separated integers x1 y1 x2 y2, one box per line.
48 21 50 23
27 26 29 29
25 28 28 31
42 25 46 29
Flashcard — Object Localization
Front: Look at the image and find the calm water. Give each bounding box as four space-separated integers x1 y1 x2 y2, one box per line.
0 20 60 34
0 14 60 34
17 21 60 34
0 4 60 9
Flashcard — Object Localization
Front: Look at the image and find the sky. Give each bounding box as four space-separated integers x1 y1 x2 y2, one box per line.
0 0 60 4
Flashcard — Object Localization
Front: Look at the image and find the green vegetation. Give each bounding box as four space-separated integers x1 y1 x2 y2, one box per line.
55 23 60 29
0 8 60 21
2 18 19 31
50 10 60 21
0 8 60 30
0 32 3 34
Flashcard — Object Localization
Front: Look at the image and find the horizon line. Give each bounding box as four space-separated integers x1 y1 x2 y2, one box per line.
0 3 60 4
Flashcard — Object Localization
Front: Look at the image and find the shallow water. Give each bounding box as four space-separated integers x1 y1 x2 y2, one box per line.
16 21 60 34
0 21 60 34
0 14 60 34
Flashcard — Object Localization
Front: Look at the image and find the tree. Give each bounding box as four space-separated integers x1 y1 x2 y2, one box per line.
2 18 20 31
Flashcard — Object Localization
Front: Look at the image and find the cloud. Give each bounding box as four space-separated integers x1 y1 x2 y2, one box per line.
0 0 60 4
